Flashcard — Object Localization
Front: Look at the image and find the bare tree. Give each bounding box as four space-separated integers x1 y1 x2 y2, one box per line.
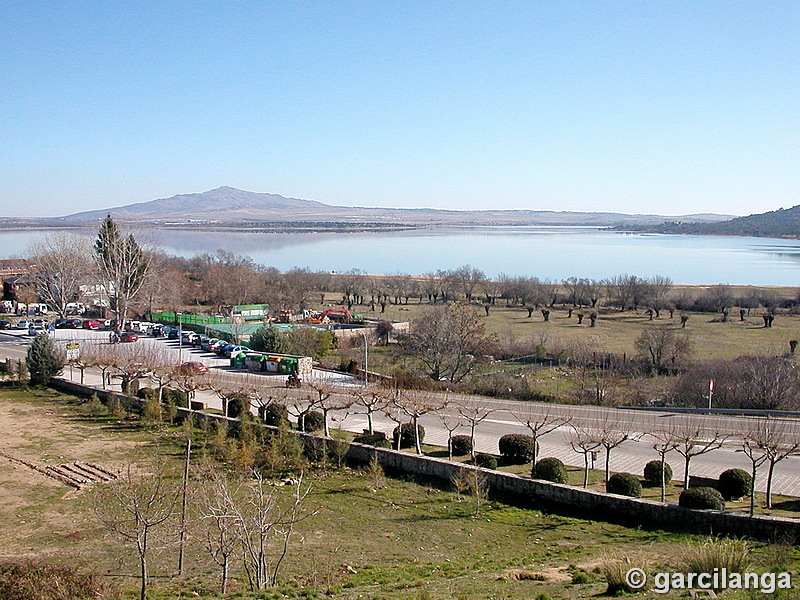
199 471 239 594
669 418 728 490
596 411 633 482
352 385 389 435
94 464 179 600
27 232 93 318
392 388 447 454
456 399 494 459
568 422 603 488
512 405 571 474
744 418 800 508
635 325 693 374
649 429 679 502
305 378 353 437
436 408 463 461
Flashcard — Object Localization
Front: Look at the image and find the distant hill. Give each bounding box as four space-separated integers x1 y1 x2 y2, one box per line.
625 205 800 238
0 186 734 228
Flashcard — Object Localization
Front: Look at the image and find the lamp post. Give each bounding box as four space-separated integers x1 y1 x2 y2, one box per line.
358 328 369 387
177 312 183 363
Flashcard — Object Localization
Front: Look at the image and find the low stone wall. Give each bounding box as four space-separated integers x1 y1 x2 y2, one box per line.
50 377 800 542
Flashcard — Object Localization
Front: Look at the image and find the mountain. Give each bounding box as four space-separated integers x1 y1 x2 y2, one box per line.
625 205 800 238
26 186 730 228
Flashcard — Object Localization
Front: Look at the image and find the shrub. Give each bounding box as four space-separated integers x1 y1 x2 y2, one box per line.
303 410 325 432
25 334 64 386
393 423 425 449
352 432 391 448
718 468 752 500
644 460 673 485
450 435 473 456
606 473 642 497
498 434 536 464
260 403 289 427
473 454 498 469
533 457 568 484
679 487 725 510
0 560 108 600
602 558 647 595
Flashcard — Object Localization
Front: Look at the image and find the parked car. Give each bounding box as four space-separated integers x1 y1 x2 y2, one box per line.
82 319 101 329
208 339 227 353
224 345 250 358
201 337 219 351
118 331 139 343
193 335 209 348
33 318 49 329
167 328 181 340
214 341 234 356
181 331 199 345
176 361 209 375
16 320 31 329
0 320 11 330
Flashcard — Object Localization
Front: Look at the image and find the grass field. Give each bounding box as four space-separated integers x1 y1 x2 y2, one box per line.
2 385 800 599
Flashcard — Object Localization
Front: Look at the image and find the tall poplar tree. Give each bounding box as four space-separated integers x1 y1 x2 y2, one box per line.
95 215 151 332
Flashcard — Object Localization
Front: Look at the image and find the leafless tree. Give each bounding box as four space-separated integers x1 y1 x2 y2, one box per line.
94 464 179 600
568 422 603 488
668 418 728 490
456 399 494 459
635 325 693 373
305 378 353 437
596 411 633 482
436 409 463 461
392 388 447 454
352 385 389 435
743 418 800 508
199 471 239 594
512 405 571 474
649 429 679 502
27 232 93 318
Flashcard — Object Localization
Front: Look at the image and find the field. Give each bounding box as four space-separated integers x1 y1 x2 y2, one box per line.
1 385 799 599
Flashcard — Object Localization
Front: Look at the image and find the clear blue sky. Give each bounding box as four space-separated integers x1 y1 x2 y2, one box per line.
1 1 798 217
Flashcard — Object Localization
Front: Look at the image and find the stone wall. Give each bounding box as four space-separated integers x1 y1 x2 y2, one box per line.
50 377 800 542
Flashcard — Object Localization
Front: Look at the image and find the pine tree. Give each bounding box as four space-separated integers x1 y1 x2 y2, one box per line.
26 333 65 385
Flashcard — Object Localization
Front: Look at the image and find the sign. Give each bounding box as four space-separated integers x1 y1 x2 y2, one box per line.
65 342 80 361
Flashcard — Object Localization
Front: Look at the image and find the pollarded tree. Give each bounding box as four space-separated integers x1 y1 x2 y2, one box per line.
635 325 693 374
95 215 151 333
744 417 800 509
511 405 571 474
392 388 448 455
26 332 65 385
668 417 728 490
399 304 494 383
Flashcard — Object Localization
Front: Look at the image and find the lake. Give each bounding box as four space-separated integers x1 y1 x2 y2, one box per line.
2 226 799 286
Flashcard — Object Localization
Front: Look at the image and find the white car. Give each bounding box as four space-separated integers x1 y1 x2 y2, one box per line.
16 319 31 329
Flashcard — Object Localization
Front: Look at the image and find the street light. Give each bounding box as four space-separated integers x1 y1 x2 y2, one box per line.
358 328 369 387
177 312 183 362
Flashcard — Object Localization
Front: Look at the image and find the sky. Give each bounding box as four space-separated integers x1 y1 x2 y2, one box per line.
1 1 798 218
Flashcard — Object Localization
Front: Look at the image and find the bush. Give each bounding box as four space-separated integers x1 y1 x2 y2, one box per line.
533 457 568 484
498 434 536 464
606 473 642 497
473 454 498 469
679 487 725 510
392 423 425 449
450 435 473 456
718 468 752 500
644 460 673 485
352 432 391 448
303 410 324 432
25 334 64 386
259 403 289 427
0 560 108 600
683 537 751 580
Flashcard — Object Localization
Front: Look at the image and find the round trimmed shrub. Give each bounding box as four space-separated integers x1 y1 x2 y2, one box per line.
498 434 537 464
302 410 324 432
679 487 725 510
474 454 498 469
352 432 390 448
606 473 642 498
450 435 473 456
533 457 568 484
644 460 673 485
392 423 425 449
259 403 289 427
718 468 752 500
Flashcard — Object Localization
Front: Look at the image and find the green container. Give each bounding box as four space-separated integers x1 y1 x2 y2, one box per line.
278 358 298 375
230 352 247 368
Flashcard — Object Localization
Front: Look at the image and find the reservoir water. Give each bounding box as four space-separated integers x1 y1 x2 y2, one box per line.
1 226 799 286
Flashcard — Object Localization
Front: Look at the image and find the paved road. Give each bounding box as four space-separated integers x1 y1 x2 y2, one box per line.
4 328 800 497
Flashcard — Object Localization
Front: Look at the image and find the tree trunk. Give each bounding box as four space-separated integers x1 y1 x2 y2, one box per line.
683 457 691 490
767 462 776 509
583 454 589 488
660 455 666 502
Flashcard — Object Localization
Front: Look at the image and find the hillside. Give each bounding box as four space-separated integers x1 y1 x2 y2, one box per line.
626 205 800 238
17 186 728 227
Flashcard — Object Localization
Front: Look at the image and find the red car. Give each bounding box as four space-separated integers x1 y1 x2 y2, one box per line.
82 319 101 329
118 332 139 343
176 361 209 375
